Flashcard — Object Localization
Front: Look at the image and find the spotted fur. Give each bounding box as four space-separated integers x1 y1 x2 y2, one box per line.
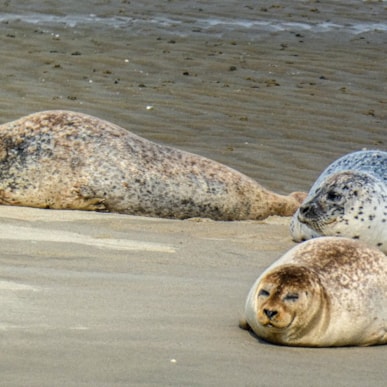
241 237 387 347
0 110 305 220
290 150 387 253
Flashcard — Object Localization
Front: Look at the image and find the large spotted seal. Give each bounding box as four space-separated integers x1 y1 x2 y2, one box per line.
240 237 387 347
0 110 305 220
290 150 387 253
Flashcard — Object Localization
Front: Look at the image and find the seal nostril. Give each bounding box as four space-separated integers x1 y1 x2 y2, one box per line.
299 204 310 216
264 309 278 319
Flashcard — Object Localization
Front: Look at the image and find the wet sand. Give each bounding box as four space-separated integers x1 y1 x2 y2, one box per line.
0 1 386 385
1 207 386 386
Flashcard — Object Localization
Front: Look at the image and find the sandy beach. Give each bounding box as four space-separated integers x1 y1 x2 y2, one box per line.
1 207 386 386
0 1 386 385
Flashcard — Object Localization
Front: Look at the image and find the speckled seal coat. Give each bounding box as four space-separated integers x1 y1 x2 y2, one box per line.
290 150 387 252
240 237 387 347
0 110 305 220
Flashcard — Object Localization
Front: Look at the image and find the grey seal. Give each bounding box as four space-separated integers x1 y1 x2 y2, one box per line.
290 150 386 253
0 110 305 220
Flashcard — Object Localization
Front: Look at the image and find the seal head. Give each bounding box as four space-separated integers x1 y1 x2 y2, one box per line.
251 265 329 345
290 150 387 253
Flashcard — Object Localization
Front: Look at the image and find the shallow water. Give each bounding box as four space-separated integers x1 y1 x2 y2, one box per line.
0 0 386 194
2 9 387 34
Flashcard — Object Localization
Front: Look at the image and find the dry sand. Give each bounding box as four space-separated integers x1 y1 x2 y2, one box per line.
0 1 386 386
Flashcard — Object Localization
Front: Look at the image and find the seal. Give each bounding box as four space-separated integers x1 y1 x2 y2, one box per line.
290 150 387 253
240 237 387 347
0 110 305 220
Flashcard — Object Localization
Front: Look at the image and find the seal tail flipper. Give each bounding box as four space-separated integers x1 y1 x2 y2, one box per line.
289 191 308 205
268 191 307 217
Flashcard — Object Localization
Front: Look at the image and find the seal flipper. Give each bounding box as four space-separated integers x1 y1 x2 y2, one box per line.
73 185 106 211
239 316 252 331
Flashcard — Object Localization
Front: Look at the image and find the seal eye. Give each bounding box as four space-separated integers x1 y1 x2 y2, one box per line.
284 293 299 302
326 190 342 202
258 289 270 298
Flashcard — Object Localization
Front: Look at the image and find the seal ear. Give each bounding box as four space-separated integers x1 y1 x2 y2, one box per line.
239 317 251 331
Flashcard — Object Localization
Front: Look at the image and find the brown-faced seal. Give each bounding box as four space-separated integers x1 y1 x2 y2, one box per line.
240 237 387 347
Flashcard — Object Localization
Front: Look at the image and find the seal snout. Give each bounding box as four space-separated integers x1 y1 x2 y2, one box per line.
264 309 278 320
298 202 317 222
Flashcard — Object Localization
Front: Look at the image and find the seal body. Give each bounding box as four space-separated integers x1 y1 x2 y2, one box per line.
240 237 387 347
290 150 387 253
0 110 304 220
